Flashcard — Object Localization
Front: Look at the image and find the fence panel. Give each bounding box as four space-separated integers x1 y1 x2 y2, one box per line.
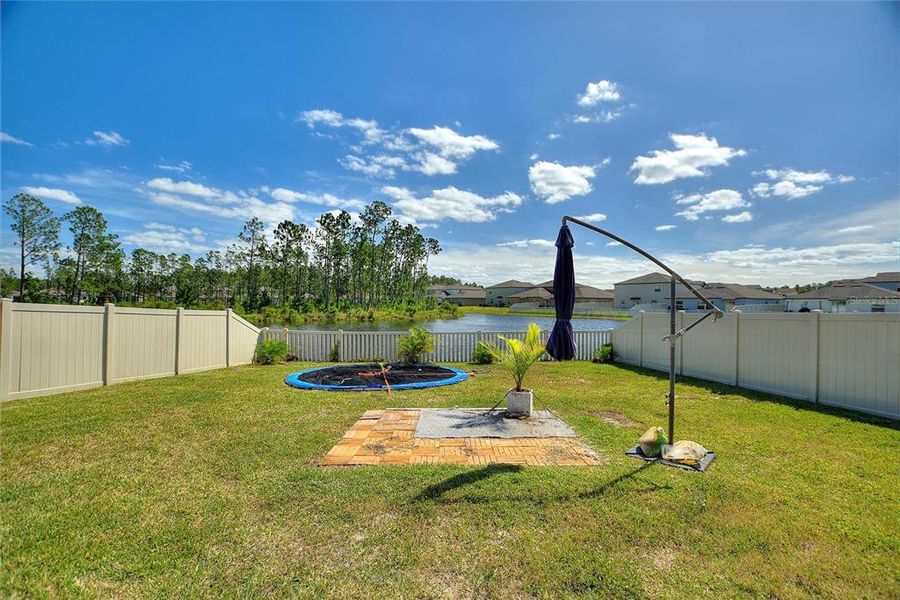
0 300 260 401
817 314 900 418
111 307 178 383
612 310 899 419
181 310 227 373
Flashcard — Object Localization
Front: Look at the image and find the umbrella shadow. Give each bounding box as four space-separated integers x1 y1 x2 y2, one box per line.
411 464 523 502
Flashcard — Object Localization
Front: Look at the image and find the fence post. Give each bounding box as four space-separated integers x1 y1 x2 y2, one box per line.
0 299 12 401
811 310 822 403
175 307 184 375
338 329 344 362
225 308 232 367
733 310 741 386
638 310 645 368
103 303 115 385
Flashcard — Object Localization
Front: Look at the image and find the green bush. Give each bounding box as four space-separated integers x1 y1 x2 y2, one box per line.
592 343 616 364
329 341 341 362
253 339 289 365
470 341 495 364
397 327 435 364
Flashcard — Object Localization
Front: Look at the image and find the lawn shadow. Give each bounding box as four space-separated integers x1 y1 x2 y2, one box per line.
412 464 523 502
410 462 667 506
610 363 899 431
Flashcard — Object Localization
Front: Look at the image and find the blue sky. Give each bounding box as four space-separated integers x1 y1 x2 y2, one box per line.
2 2 897 287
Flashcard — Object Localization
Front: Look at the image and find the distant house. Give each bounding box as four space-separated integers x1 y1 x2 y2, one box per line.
679 283 784 312
485 280 535 307
787 282 900 313
508 286 554 307
858 272 900 293
428 284 483 298
535 280 614 303
440 289 486 306
613 272 704 309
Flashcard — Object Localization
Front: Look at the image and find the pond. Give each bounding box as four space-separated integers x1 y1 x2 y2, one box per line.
273 312 624 332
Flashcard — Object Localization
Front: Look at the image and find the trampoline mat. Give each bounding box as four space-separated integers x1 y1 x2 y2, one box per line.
286 363 467 390
415 408 577 439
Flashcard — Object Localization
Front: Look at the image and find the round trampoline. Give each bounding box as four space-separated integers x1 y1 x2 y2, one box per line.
284 363 469 391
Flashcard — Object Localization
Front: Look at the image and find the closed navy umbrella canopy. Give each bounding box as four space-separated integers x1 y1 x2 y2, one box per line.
546 224 576 360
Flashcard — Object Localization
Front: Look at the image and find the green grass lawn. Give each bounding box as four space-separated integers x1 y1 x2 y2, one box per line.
2 362 898 599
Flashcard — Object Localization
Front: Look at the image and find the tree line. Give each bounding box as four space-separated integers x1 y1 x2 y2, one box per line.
2 193 443 311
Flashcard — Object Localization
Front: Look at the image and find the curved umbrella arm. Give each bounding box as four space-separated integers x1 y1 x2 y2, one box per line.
562 215 725 320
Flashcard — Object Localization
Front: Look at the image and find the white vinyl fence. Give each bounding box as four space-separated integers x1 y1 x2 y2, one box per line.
611 310 900 419
262 328 613 363
0 299 260 401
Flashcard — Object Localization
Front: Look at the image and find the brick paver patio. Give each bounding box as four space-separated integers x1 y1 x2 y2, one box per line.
322 409 602 466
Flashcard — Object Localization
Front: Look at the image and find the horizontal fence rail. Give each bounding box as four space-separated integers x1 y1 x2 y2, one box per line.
262 328 613 363
611 310 900 420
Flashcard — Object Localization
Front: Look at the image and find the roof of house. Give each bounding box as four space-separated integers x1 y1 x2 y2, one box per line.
508 287 553 299
486 279 535 289
698 283 783 301
615 272 704 286
446 289 486 299
574 284 615 300
793 282 900 301
427 284 483 291
859 271 900 283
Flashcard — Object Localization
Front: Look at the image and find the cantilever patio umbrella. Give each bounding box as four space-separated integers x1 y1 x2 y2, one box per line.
549 216 724 456
545 223 576 361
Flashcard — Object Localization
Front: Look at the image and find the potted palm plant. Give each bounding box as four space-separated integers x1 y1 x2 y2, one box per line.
484 323 547 417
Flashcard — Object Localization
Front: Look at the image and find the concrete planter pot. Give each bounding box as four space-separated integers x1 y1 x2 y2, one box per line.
506 389 534 417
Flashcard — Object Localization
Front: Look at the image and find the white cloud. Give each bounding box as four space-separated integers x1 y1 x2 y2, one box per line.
268 187 367 211
412 152 458 176
606 241 622 247
547 133 562 140
85 130 129 147
496 239 555 248
574 213 607 223
529 161 596 204
122 223 208 254
571 110 623 124
147 177 220 199
299 108 497 177
751 168 854 199
157 160 192 173
382 185 522 224
701 242 898 272
655 225 676 231
836 225 874 234
297 109 384 143
148 191 295 225
21 186 82 205
675 189 750 221
631 133 746 185
406 126 499 159
577 80 621 106
1 132 33 147
722 211 753 223
529 153 539 161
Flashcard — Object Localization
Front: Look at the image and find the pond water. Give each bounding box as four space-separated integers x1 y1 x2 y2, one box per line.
275 312 623 332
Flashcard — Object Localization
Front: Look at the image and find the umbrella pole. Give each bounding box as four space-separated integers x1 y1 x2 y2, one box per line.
668 276 676 443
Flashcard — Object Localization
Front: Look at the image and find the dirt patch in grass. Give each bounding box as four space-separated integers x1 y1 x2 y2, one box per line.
594 411 641 428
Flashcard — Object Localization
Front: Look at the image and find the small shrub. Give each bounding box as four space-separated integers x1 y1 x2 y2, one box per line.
592 343 616 364
482 323 546 391
470 341 495 364
253 339 289 365
397 327 436 364
329 341 341 362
